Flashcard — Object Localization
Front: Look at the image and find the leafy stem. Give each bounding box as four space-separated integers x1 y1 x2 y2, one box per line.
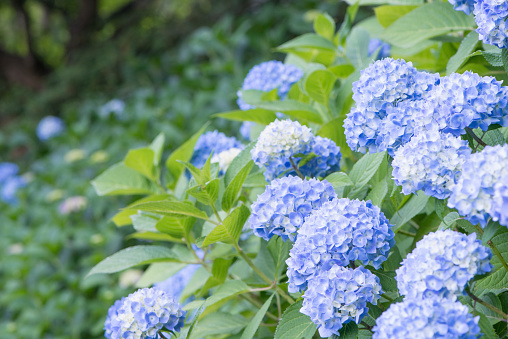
465 127 487 148
466 288 508 322
487 239 508 273
289 156 305 180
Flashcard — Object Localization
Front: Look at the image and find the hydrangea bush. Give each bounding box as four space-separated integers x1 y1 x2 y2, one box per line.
88 3 508 338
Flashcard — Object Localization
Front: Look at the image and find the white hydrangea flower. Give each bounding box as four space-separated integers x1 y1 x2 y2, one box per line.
211 147 243 173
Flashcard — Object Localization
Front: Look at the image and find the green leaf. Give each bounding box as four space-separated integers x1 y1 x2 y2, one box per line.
202 205 250 246
222 161 254 212
149 133 165 166
199 258 232 296
111 194 172 226
275 299 317 339
381 2 475 48
374 5 419 28
213 109 277 125
474 228 508 295
345 27 370 68
337 322 358 339
483 221 500 244
390 191 430 232
438 212 461 230
483 49 503 67
254 100 323 124
328 64 355 79
184 280 250 311
335 69 360 117
240 294 274 339
166 124 208 187
446 31 479 75
317 116 352 157
124 148 156 180
305 70 337 104
478 312 499 339
372 269 398 292
267 236 292 280
87 245 191 276
346 0 423 3
314 13 335 41
187 178 220 206
348 152 386 197
278 33 337 53
136 262 186 288
224 143 255 187
131 214 158 232
188 312 249 339
92 163 159 196
367 179 388 207
502 49 508 74
324 172 353 190
155 216 194 238
128 200 209 220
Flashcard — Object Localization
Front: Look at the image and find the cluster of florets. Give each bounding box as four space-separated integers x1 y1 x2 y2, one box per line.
392 129 471 199
190 130 243 169
372 296 481 339
0 163 27 205
286 198 394 292
368 38 391 60
100 98 126 119
474 0 508 49
104 287 186 339
344 58 439 154
491 173 508 226
396 230 492 300
154 264 200 300
248 176 336 242
36 116 66 141
448 145 508 227
430 72 508 136
448 0 476 15
58 196 87 215
211 147 244 175
237 60 303 111
252 119 341 181
301 265 382 338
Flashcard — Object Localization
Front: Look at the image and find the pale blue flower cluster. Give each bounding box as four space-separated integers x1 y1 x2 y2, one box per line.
252 119 341 181
36 116 66 141
286 198 394 292
301 265 382 338
344 58 439 154
392 129 471 199
368 38 390 60
248 176 336 242
372 296 481 339
448 0 476 15
396 230 492 300
191 130 243 169
154 264 200 300
104 287 185 339
1 174 27 205
492 173 508 226
100 99 126 119
474 0 508 49
448 145 508 227
0 162 19 183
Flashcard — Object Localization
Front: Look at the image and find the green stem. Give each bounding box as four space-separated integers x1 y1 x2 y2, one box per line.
466 289 508 321
210 204 223 223
381 294 395 302
289 156 305 180
488 240 508 273
239 294 279 321
360 321 374 333
398 230 417 237
465 127 487 148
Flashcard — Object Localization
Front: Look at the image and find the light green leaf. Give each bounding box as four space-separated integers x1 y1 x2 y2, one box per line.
483 49 503 67
474 228 508 295
314 13 335 41
202 205 250 246
438 212 461 230
131 214 158 232
328 64 355 79
92 163 159 196
188 312 249 339
212 109 277 125
345 0 423 4
345 27 370 68
128 200 209 220
124 148 156 180
136 262 186 288
502 49 508 74
187 178 220 206
367 179 388 207
184 280 250 311
149 133 165 166
240 294 274 339
199 258 232 296
381 2 475 48
222 161 254 212
374 5 419 28
317 116 352 157
87 245 192 276
224 143 255 187
111 194 172 226
267 236 292 280
156 216 195 238
372 269 397 292
390 191 430 232
446 31 479 75
254 100 323 124
278 33 337 53
275 299 317 339
348 152 386 197
324 172 353 190
305 70 337 104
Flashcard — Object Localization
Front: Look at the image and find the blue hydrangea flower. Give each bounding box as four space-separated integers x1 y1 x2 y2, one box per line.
474 0 508 49
396 230 492 300
0 162 19 184
448 145 508 228
190 130 243 169
301 265 382 338
100 99 126 119
211 147 243 176
1 176 27 205
248 176 336 242
286 198 394 292
104 287 186 339
373 297 481 339
154 265 200 301
491 173 508 227
448 0 476 15
430 71 508 136
392 129 471 199
36 116 65 141
299 136 342 179
344 58 439 154
368 38 391 60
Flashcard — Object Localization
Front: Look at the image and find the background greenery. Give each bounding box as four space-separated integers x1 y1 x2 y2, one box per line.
0 1 342 338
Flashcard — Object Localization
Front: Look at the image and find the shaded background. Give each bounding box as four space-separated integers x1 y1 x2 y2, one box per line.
0 1 345 338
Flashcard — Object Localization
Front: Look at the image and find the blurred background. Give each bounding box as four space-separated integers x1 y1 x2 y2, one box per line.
0 0 345 338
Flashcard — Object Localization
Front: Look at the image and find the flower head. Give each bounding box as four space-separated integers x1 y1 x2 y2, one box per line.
100 99 126 119
0 162 19 184
211 147 243 175
448 145 508 227
301 265 382 338
154 264 200 301
249 176 336 242
491 173 508 226
104 287 186 339
396 230 492 300
286 198 394 292
448 0 476 15
373 297 481 339
368 38 391 60
299 136 342 178
191 130 243 169
0 176 27 205
392 129 471 199
474 0 508 49
36 116 65 141
58 196 88 215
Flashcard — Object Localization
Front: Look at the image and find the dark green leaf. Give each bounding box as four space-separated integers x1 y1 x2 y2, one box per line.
240 295 274 339
275 299 317 339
